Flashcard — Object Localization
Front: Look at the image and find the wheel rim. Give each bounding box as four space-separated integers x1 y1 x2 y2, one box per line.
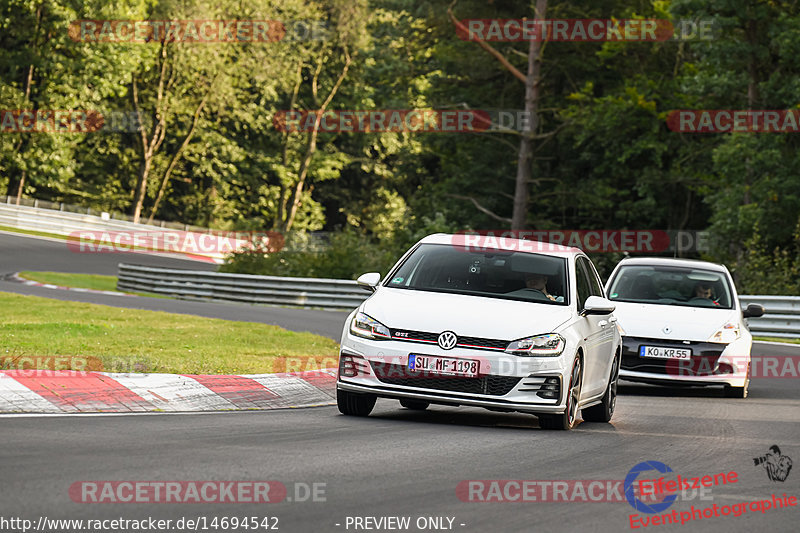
567 359 582 425
609 355 620 415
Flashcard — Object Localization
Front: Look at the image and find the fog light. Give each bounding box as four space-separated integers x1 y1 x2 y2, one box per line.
339 354 368 378
537 377 560 399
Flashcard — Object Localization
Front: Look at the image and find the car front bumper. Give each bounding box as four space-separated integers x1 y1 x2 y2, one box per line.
337 333 575 415
618 335 750 388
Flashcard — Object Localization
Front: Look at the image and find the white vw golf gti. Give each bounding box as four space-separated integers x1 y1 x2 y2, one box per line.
336 234 622 430
605 257 764 398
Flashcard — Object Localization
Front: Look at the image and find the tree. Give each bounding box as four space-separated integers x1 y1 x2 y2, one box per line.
447 0 548 230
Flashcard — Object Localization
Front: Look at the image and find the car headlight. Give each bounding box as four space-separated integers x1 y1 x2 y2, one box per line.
350 312 391 340
505 333 565 357
708 322 741 343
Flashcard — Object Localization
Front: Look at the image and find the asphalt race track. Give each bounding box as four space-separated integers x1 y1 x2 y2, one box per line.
0 230 220 275
1 232 798 533
2 370 798 533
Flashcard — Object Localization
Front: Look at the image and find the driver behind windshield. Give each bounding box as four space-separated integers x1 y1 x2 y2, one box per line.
524 273 557 302
694 282 713 299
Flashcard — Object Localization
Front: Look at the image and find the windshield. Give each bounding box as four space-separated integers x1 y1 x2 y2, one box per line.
385 243 569 305
607 265 734 309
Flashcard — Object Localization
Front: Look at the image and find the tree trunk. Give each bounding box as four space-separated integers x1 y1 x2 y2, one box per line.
146 83 213 225
132 157 152 223
15 171 26 204
281 49 351 232
511 0 547 230
130 44 170 224
276 63 304 230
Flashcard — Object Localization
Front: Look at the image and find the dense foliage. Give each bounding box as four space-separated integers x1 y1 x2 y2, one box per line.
2 0 799 290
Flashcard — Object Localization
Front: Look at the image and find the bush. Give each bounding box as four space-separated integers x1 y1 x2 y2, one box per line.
733 222 800 295
221 229 399 280
221 213 459 280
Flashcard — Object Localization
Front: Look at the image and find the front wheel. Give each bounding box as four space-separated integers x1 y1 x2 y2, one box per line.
723 361 750 399
723 385 747 398
337 388 377 416
582 352 620 423
539 356 582 430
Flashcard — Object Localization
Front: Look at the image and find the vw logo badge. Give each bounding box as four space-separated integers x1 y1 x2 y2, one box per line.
438 331 458 350
662 326 672 334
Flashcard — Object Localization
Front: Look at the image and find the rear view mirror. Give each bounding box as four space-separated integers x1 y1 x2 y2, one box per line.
581 295 616 316
743 303 765 318
356 272 381 292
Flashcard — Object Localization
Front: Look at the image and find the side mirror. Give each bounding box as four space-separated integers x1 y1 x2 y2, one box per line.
742 303 765 318
356 272 381 292
581 295 616 316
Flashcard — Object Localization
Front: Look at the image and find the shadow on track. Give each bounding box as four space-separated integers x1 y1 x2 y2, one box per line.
618 382 726 398
345 401 625 433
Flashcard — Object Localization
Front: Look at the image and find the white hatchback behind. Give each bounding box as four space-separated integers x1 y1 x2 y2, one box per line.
336 233 622 430
604 257 764 398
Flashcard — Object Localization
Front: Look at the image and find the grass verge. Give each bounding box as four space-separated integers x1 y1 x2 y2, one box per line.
0 224 67 240
19 271 120 292
17 271 169 299
753 336 800 345
0 292 340 374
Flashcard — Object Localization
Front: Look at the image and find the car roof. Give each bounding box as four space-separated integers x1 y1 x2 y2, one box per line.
614 256 729 273
419 233 583 256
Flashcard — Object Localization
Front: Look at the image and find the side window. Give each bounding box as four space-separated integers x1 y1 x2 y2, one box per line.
582 258 605 298
575 260 591 310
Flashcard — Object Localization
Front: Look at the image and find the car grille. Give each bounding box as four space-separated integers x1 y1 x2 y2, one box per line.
621 336 727 376
389 329 508 351
370 362 521 396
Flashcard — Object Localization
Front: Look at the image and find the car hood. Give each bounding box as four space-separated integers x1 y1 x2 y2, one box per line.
612 301 738 341
362 287 573 340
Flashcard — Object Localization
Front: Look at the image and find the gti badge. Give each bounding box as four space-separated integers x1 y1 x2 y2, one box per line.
437 331 458 350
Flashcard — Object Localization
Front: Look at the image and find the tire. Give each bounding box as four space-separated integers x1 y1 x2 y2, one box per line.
583 352 620 423
337 388 377 416
538 356 582 430
723 386 746 398
399 399 430 410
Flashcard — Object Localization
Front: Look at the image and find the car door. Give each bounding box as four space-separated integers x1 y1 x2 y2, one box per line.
583 257 617 393
575 257 612 397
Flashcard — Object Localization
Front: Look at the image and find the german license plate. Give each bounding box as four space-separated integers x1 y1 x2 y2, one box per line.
408 354 479 377
639 346 692 359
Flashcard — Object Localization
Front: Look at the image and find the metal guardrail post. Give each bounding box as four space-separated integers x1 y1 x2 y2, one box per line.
117 263 369 311
740 295 800 338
